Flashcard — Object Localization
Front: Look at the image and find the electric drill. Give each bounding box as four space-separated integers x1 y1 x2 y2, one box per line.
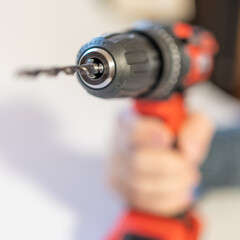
75 21 218 240
20 21 218 240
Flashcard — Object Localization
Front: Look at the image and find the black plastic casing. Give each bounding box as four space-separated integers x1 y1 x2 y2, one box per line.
76 32 160 99
76 22 190 100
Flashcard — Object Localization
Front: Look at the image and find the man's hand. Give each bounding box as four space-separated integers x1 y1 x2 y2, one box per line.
108 111 215 216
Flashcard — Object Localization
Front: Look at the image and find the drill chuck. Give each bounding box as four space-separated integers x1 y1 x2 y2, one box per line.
76 21 218 100
77 30 161 99
78 48 115 89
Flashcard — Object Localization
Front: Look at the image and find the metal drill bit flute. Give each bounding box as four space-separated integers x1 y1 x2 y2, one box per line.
18 61 104 79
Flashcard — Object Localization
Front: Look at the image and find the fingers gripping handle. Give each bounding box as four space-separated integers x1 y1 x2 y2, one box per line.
106 94 201 240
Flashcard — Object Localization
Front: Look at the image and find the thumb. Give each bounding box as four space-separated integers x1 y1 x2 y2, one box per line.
178 112 215 165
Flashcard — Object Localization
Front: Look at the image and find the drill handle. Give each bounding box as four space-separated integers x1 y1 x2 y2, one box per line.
134 93 187 135
106 96 202 240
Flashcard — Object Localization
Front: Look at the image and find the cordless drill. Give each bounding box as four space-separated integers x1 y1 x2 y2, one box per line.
75 21 218 240
20 20 218 240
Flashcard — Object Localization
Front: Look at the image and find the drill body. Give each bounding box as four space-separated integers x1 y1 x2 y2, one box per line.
76 21 218 240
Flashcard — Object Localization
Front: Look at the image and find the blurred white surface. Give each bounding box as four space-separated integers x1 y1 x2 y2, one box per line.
199 189 240 240
106 0 195 21
0 0 240 239
0 156 76 240
0 1 129 239
187 82 240 130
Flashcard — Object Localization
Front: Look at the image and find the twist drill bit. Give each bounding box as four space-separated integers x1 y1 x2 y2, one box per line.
18 62 104 78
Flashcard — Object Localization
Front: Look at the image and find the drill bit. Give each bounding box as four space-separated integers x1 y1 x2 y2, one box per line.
18 62 104 78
